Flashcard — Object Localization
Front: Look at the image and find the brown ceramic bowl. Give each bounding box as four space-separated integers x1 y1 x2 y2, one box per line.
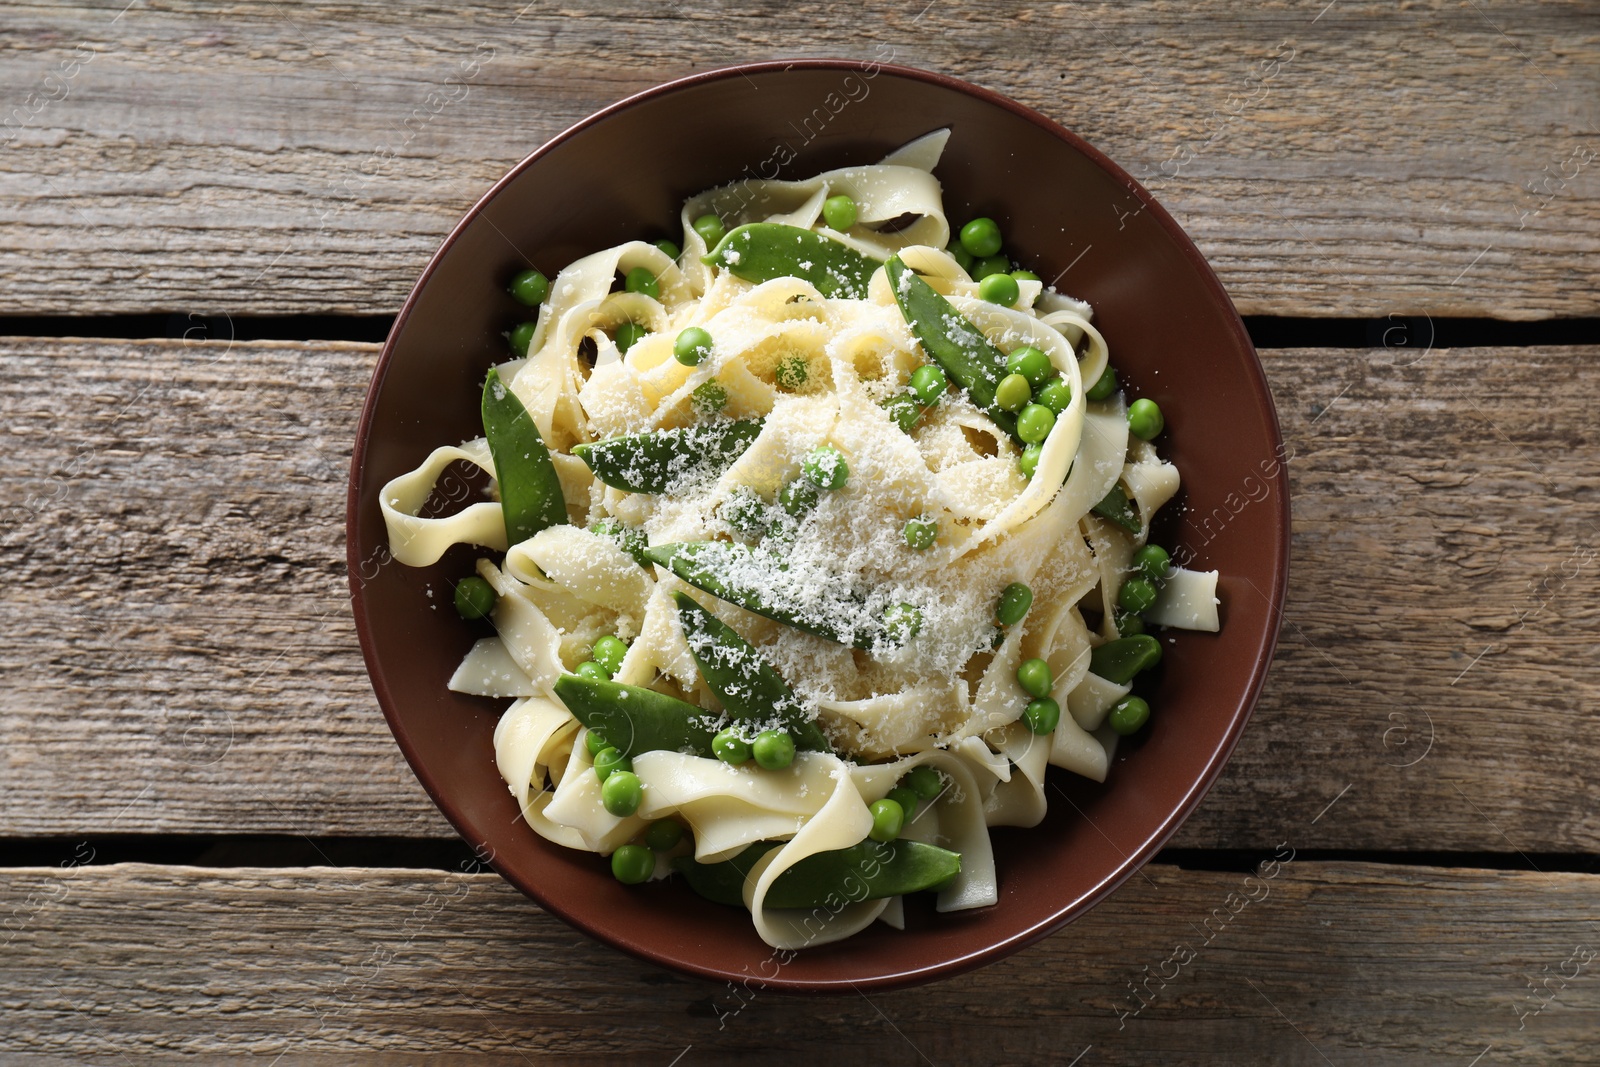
348 59 1289 992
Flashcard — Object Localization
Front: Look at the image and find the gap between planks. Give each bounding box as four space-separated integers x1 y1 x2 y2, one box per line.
2 314 1600 349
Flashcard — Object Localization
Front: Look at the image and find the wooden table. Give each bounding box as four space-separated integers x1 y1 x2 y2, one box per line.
4 3 1597 1062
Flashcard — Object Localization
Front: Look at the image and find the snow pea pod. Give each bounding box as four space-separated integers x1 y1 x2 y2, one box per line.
1088 634 1163 685
552 674 717 758
482 367 567 544
588 518 650 567
572 419 763 494
671 592 831 753
645 541 911 650
671 842 778 906
674 838 962 909
1091 484 1142 534
885 255 1019 440
703 223 882 299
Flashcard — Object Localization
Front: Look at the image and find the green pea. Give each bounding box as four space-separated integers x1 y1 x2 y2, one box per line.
722 486 769 534
1115 611 1146 637
822 194 858 231
690 379 727 414
883 603 923 645
775 355 808 391
883 392 922 433
674 326 712 366
946 241 975 271
644 818 684 852
868 798 904 842
909 364 948 407
1017 657 1053 699
902 516 938 550
1128 398 1165 440
752 729 796 770
995 372 1032 413
978 271 1020 307
601 769 643 816
509 321 537 356
1109 695 1151 736
1006 346 1054 389
959 217 1003 258
654 238 681 260
1016 403 1056 444
803 445 848 490
693 213 725 247
973 254 1010 280
624 267 659 299
453 575 497 620
887 786 920 819
585 729 610 756
575 660 609 681
778 477 818 516
712 727 751 765
1018 442 1043 479
614 322 647 353
1119 577 1159 614
996 582 1032 626
611 843 654 884
591 635 628 677
592 746 631 782
903 765 943 800
1087 364 1118 401
508 268 548 306
1133 543 1172 581
1023 696 1061 735
1036 377 1073 414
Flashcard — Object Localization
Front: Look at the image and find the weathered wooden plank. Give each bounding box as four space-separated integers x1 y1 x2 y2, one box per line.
2 337 1598 851
0 1 1595 318
0 862 1593 1062
1204 339 1600 853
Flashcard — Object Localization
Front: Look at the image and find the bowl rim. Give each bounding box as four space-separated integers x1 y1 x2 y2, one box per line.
347 57 1290 992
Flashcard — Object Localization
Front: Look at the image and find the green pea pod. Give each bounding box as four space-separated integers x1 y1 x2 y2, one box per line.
1091 484 1141 534
588 519 650 567
552 674 717 758
572 420 763 494
703 223 882 299
671 842 778 906
885 255 1019 439
1088 634 1163 685
646 541 897 649
674 838 962 909
671 592 831 753
482 367 567 544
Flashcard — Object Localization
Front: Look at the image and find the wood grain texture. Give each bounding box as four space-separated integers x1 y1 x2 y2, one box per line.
0 1 1596 318
1 862 1595 1062
2 337 1598 851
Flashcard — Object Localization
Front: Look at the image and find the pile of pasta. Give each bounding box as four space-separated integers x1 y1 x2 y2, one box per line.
379 132 1220 949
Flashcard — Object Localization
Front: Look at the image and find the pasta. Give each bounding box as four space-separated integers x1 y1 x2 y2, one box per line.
380 131 1221 950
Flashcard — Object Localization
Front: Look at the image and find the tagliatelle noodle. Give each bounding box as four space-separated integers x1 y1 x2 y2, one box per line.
380 439 505 567
450 637 537 698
